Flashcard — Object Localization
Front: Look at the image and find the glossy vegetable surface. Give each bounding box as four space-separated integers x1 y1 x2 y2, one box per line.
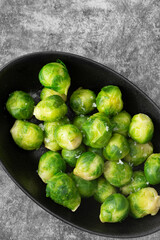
6 90 34 119
46 172 81 211
73 152 104 180
96 85 123 116
10 120 43 150
39 61 71 95
104 160 132 187
100 193 129 223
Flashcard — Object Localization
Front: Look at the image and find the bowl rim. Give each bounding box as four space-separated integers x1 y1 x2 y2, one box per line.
0 51 160 238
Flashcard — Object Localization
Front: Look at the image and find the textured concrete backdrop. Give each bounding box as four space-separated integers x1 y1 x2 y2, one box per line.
0 0 160 239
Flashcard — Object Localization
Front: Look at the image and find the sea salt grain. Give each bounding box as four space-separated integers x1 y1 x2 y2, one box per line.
117 159 123 164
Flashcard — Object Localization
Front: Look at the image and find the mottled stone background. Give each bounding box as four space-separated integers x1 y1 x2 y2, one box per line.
0 0 160 239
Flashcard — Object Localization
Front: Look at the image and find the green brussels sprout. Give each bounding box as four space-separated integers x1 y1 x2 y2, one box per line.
6 90 34 120
96 85 123 116
112 110 131 136
94 177 117 203
62 144 86 167
70 173 97 198
38 151 66 183
44 117 70 151
129 113 154 144
104 160 132 187
34 95 67 121
10 120 43 150
40 87 67 101
124 139 153 166
100 193 129 223
88 147 104 160
39 61 71 95
121 171 149 196
144 154 160 185
103 133 130 161
82 113 112 148
73 152 104 180
46 172 81 211
70 88 96 115
55 124 82 150
73 115 89 132
128 187 160 218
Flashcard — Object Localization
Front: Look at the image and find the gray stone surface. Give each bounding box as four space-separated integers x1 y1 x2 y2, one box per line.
0 0 160 239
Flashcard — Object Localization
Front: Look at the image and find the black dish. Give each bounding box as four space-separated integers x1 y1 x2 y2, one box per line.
0 52 160 238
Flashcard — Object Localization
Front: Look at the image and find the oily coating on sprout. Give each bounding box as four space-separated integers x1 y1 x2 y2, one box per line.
124 139 153 166
100 193 129 223
144 154 160 185
38 151 66 183
6 90 34 120
88 147 104 160
82 112 112 148
55 124 82 150
121 171 149 196
104 160 132 187
10 120 43 150
103 133 130 161
128 187 160 218
39 60 71 95
70 173 97 198
46 172 81 212
44 117 70 151
96 85 123 116
129 113 154 144
73 115 89 132
34 95 68 122
73 152 104 180
62 144 86 167
94 177 117 203
70 88 96 115
112 110 131 136
40 87 67 101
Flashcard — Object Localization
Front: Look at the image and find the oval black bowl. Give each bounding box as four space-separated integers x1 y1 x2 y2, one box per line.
0 52 160 238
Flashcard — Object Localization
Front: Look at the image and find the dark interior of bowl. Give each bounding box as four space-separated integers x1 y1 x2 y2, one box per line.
0 52 160 238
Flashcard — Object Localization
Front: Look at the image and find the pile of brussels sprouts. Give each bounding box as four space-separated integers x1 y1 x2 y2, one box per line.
6 60 160 223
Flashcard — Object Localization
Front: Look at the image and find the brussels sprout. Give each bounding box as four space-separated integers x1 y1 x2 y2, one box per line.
70 88 96 115
6 90 34 120
94 177 117 203
144 154 160 185
44 117 70 151
40 87 67 101
70 173 97 198
124 139 153 166
39 61 71 95
129 113 154 144
73 115 89 132
103 133 129 161
55 124 82 150
10 120 43 150
104 160 132 187
73 152 104 180
128 187 160 218
82 113 112 148
88 147 104 160
100 193 129 223
96 85 123 116
34 95 67 121
46 172 81 211
38 151 66 183
62 144 86 167
121 171 149 196
112 110 131 136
